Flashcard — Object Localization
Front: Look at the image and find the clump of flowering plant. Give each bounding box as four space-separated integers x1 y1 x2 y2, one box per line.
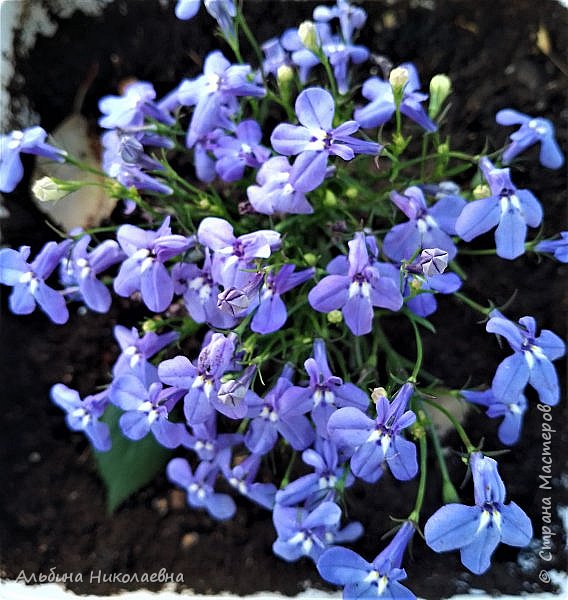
0 1 565 597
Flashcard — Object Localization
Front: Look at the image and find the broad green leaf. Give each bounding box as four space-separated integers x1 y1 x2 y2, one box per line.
94 404 172 513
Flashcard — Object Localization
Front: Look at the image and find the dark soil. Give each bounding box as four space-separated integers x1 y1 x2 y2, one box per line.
1 0 567 598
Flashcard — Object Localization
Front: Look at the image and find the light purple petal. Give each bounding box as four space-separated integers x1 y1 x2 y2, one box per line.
425 504 482 551
296 88 335 130
308 275 350 312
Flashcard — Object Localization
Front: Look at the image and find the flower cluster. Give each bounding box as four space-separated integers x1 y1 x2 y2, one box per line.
0 0 565 597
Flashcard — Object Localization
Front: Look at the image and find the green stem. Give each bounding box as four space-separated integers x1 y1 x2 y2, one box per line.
280 451 297 489
427 420 460 504
409 318 423 383
458 248 498 256
420 396 476 453
453 291 492 316
408 433 428 522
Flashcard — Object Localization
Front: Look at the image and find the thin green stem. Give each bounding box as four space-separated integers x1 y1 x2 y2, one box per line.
426 419 460 503
453 291 492 316
409 317 423 383
280 451 297 489
408 433 427 522
420 396 476 454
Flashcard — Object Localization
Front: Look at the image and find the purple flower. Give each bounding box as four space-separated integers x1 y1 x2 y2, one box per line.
0 240 72 324
114 217 193 312
213 120 270 182
167 457 236 520
250 264 315 334
261 37 290 77
281 28 320 84
178 51 265 147
98 81 174 129
110 374 187 448
1 127 66 192
376 259 462 318
462 388 527 446
158 332 247 424
455 157 543 260
50 384 111 451
486 312 565 406
184 415 242 462
172 251 237 329
101 130 173 196
276 438 354 508
271 87 381 192
496 109 564 169
308 232 403 336
383 186 465 262
247 156 314 215
281 339 369 437
535 232 568 263
273 501 362 563
175 0 236 37
113 324 179 382
317 522 416 600
320 29 369 95
425 452 532 574
197 217 281 288
60 235 124 313
354 63 437 132
313 0 367 43
220 452 277 510
245 365 315 455
327 383 418 483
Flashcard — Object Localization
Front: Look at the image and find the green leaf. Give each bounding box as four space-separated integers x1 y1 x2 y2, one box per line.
94 404 172 513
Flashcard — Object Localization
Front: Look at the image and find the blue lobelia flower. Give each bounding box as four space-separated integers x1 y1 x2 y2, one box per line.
250 263 315 334
317 521 416 600
1 127 66 192
308 232 403 336
60 234 124 314
197 216 281 289
275 437 355 509
247 156 314 215
496 109 564 170
113 217 193 312
175 50 265 148
101 130 173 197
486 312 565 407
244 365 315 456
280 338 369 438
0 239 72 324
271 87 381 192
175 0 236 38
327 383 418 483
110 375 188 449
313 0 367 44
158 332 249 423
183 415 242 463
112 324 179 383
261 37 290 77
167 457 236 520
455 157 543 260
375 258 462 318
535 231 568 263
98 81 174 130
273 500 363 563
51 384 111 452
383 186 465 262
171 250 237 329
219 452 277 510
354 63 437 132
213 119 270 182
425 452 532 575
461 388 527 446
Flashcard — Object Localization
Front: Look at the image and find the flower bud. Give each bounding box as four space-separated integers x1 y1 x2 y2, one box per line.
327 309 343 324
371 387 387 403
303 252 318 266
298 21 319 52
389 66 409 91
277 65 295 103
31 177 69 202
428 74 452 118
419 248 449 277
323 189 337 207
473 184 490 199
217 272 264 317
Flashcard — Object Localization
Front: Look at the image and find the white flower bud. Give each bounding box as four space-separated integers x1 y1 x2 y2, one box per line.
389 67 409 90
31 177 68 203
298 21 319 52
420 248 449 277
428 74 452 118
